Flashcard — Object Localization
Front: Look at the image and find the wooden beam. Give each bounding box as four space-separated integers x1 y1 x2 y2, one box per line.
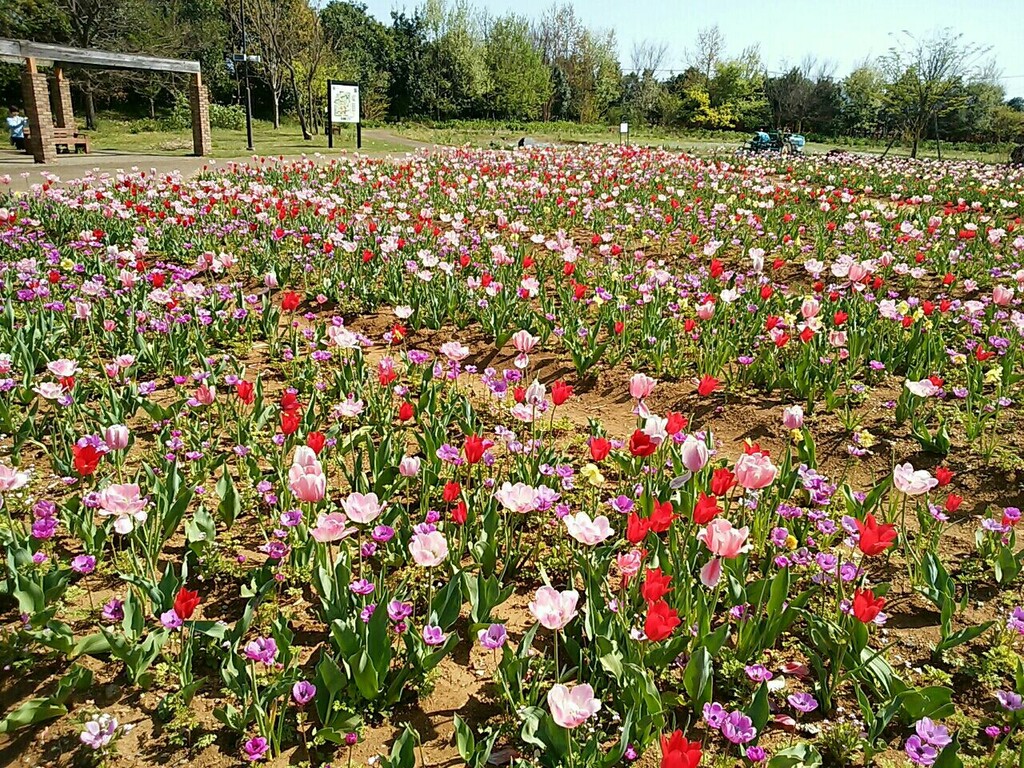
0 38 200 74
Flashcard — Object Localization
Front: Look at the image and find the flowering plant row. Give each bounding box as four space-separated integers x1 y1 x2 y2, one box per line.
0 147 1022 767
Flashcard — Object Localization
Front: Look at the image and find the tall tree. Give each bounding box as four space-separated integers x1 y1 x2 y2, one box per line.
880 29 989 157
484 15 550 120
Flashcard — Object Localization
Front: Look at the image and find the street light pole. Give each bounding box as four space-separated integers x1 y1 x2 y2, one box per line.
240 0 254 152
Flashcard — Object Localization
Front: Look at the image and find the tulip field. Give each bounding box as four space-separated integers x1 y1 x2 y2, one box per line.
1 146 1024 768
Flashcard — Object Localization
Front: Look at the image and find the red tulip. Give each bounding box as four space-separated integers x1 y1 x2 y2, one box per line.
464 434 491 464
696 375 719 397
934 467 953 487
281 291 301 311
944 494 963 513
451 501 468 525
644 599 680 641
665 411 687 435
855 513 897 556
629 430 658 457
551 380 573 406
626 513 650 544
73 443 102 476
306 431 326 454
692 492 719 524
660 730 702 768
281 411 300 435
710 468 736 497
398 401 415 421
443 482 462 503
589 437 611 462
649 500 675 533
173 587 201 621
852 588 886 624
641 568 672 603
280 391 301 413
235 380 255 404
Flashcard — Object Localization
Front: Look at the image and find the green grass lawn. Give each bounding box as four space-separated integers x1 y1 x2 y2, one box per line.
388 122 1014 164
85 118 414 158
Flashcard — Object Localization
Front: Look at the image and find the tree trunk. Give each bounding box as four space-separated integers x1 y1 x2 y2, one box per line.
84 89 97 130
289 68 310 140
149 97 156 119
272 91 281 129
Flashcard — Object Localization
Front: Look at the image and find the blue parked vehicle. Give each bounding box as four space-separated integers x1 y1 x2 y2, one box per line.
746 130 805 155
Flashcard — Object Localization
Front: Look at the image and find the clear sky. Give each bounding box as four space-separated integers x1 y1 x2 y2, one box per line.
357 0 1024 98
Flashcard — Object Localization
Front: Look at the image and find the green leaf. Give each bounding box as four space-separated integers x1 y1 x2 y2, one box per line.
767 743 823 768
933 737 963 768
683 647 713 714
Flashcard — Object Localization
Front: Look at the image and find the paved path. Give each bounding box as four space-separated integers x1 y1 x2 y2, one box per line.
0 129 435 195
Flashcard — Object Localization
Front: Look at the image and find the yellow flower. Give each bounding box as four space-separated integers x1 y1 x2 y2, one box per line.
856 429 876 449
580 463 605 487
60 257 75 271
790 429 804 444
784 535 798 551
983 367 1002 386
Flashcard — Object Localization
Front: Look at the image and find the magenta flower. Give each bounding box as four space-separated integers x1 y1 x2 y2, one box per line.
477 624 507 650
242 736 269 761
292 680 316 706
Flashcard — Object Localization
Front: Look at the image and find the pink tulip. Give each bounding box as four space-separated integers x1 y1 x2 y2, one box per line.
547 683 601 729
47 359 79 378
993 285 1014 306
892 463 938 496
563 512 614 545
700 557 723 587
194 383 216 406
98 484 149 534
698 518 751 559
399 456 421 477
696 301 715 320
782 405 804 430
616 550 643 578
511 329 539 354
629 373 656 400
734 452 777 490
292 446 319 468
409 530 449 567
341 492 384 524
800 297 820 319
0 462 29 491
289 462 326 503
680 435 709 472
528 586 579 630
103 425 129 451
494 482 538 513
310 512 355 542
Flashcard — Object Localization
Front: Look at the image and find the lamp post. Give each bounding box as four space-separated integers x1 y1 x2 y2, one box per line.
240 0 254 152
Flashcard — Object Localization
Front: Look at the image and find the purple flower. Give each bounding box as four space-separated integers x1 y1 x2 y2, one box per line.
387 600 414 622
746 746 767 763
102 598 124 622
788 692 818 714
71 554 96 574
702 702 727 729
996 691 1023 711
721 710 756 745
371 525 395 543
292 680 316 706
905 735 938 766
422 624 446 646
243 736 270 761
914 718 951 748
745 664 773 682
477 623 507 650
985 725 1001 739
349 578 375 595
243 637 278 665
160 609 183 630
1008 606 1024 635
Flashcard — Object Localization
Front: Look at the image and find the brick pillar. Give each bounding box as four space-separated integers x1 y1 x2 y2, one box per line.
51 67 75 129
21 60 57 164
189 73 212 157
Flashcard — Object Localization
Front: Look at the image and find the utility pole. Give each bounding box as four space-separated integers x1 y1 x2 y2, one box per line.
240 0 254 152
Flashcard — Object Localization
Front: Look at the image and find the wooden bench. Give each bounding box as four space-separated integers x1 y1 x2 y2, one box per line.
22 127 91 154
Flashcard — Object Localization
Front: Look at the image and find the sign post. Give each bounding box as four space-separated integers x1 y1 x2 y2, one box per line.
619 122 629 145
328 80 361 150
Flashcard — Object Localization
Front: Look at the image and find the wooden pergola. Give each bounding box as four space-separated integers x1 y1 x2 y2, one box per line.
0 38 212 163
